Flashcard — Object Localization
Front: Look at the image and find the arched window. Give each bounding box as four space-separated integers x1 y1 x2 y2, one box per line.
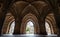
45 22 51 35
8 21 15 35
26 21 34 34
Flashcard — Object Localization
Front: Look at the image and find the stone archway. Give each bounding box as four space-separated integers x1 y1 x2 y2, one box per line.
20 13 39 34
1 13 15 34
2 0 50 34
45 13 59 35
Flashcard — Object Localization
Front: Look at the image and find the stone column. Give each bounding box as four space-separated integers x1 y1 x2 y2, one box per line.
0 16 5 34
0 13 6 34
54 15 60 35
38 17 47 35
13 18 20 34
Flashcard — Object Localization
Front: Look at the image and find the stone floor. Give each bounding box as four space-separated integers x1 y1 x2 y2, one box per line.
0 34 59 37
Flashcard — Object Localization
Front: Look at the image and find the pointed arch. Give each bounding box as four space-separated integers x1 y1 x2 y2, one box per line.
45 13 59 35
1 13 15 34
20 13 39 34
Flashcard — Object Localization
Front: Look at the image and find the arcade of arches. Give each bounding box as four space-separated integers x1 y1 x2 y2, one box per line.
0 0 60 36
